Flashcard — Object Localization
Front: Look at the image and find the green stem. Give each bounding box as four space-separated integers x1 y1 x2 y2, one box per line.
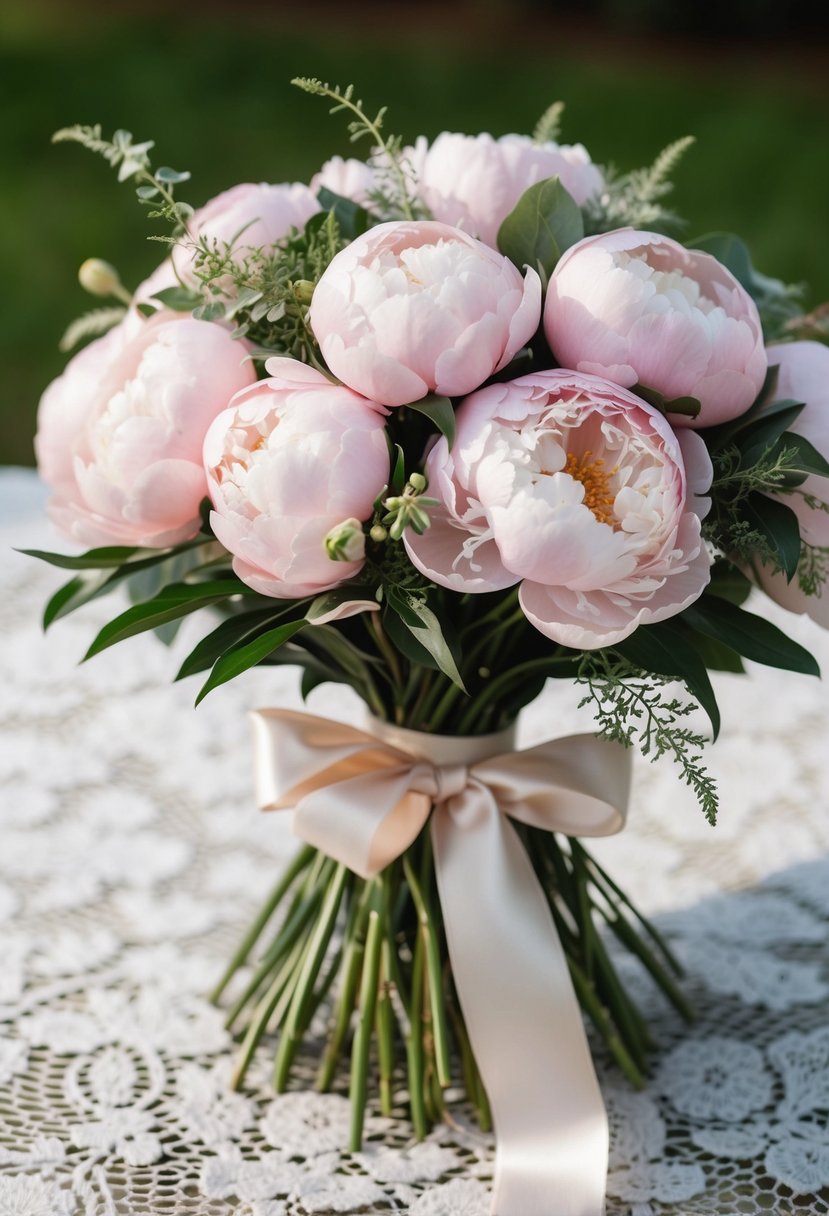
317 880 374 1091
568 959 645 1089
376 939 396 1117
403 851 452 1088
274 864 348 1090
406 924 428 1139
210 844 315 1004
349 908 384 1151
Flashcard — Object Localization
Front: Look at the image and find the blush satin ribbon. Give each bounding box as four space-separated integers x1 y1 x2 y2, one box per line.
251 707 632 1216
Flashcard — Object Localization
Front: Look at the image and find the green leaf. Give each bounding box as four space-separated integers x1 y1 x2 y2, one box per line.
744 493 802 580
737 402 806 464
43 571 114 629
316 186 371 239
175 607 291 680
83 580 255 660
683 595 820 676
385 587 466 692
616 621 721 740
390 444 406 495
496 176 584 278
775 433 829 483
708 562 753 606
633 384 702 420
406 395 455 450
149 285 202 312
22 545 143 570
195 619 307 704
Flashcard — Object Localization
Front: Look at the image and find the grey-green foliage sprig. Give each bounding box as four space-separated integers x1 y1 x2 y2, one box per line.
52 124 194 237
187 210 345 364
291 78 424 222
584 134 695 234
578 651 719 824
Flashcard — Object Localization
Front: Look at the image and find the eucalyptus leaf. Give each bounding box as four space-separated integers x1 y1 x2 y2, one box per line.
496 176 583 278
683 595 819 676
149 285 202 312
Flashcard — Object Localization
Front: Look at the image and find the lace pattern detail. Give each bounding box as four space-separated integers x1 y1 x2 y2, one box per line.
2 472 829 1215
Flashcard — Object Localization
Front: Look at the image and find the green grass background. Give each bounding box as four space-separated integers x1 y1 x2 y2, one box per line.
2 3 827 467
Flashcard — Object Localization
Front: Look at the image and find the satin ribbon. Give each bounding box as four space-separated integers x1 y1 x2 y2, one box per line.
251 707 631 1216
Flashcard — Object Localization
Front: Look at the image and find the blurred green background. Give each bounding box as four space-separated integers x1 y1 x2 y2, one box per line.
2 0 827 468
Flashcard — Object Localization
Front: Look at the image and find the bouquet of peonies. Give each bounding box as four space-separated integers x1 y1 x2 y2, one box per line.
30 80 829 1215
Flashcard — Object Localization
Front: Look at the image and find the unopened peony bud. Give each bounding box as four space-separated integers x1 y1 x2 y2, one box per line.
78 258 130 302
324 518 366 563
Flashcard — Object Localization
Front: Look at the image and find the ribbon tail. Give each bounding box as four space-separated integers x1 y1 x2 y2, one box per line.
432 796 608 1216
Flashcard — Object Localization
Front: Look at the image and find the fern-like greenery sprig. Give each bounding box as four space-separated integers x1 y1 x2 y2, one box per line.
585 135 695 234
291 78 422 222
533 100 566 144
577 651 719 824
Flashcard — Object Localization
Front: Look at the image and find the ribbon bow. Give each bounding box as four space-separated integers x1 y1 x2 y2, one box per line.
252 708 631 1216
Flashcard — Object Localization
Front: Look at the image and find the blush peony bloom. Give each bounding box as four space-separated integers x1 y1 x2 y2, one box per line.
404 369 712 649
751 341 829 628
309 220 542 407
417 131 604 249
136 181 321 306
204 358 389 599
35 313 256 548
544 229 767 428
310 156 377 208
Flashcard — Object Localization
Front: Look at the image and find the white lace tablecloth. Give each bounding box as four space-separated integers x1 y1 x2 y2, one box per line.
3 467 829 1216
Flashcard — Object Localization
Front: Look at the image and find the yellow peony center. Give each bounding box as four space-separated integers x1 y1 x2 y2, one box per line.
565 450 617 527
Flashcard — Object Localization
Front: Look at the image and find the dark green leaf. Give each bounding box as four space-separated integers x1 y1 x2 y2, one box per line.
497 176 583 278
633 385 702 419
195 619 307 704
385 586 466 692
744 493 802 580
301 668 328 700
149 285 202 312
616 621 721 739
22 545 143 570
738 403 806 464
683 632 745 673
683 595 819 676
708 562 753 606
175 607 293 680
43 571 113 629
406 395 455 450
775 433 829 482
315 186 371 239
390 444 406 495
84 580 255 660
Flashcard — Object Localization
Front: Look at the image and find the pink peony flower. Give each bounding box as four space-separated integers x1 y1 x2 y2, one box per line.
404 368 712 649
751 341 829 627
136 181 321 305
35 312 256 548
204 358 389 599
544 229 767 428
310 156 376 208
309 220 541 407
417 131 604 249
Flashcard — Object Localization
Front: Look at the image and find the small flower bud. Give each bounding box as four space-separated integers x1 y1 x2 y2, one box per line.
78 258 128 300
369 524 388 543
293 279 315 305
408 472 427 494
324 517 366 563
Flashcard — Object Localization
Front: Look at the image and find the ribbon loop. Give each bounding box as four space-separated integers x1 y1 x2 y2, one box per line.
251 707 631 1216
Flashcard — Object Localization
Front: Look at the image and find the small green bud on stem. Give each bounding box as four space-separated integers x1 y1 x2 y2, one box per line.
324 518 366 562
78 258 132 305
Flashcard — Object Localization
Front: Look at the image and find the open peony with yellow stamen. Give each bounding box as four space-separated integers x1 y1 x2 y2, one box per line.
404 368 713 649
